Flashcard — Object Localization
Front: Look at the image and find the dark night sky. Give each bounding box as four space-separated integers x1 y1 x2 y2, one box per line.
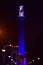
0 0 43 64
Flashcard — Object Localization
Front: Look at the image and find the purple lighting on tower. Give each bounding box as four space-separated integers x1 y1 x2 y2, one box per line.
23 58 26 65
18 5 24 56
18 5 26 65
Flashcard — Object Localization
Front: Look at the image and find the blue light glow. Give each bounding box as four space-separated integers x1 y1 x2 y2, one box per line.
18 17 24 22
18 23 24 56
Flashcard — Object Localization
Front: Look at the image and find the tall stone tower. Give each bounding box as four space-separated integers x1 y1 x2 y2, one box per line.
18 5 24 56
18 5 26 65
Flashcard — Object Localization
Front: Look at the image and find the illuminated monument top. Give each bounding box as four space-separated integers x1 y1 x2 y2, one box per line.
18 5 24 21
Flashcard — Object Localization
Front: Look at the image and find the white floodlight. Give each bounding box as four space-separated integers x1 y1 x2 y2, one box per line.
2 49 6 52
37 57 40 60
8 56 11 58
11 59 13 61
9 44 12 47
32 60 35 62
